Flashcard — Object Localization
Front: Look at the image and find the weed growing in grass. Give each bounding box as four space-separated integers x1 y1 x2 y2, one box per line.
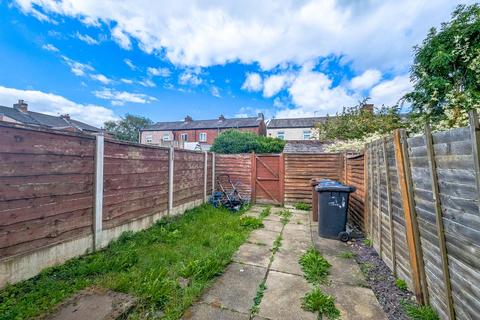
240 216 264 229
302 288 340 320
294 202 311 211
395 279 408 291
299 248 331 284
401 300 439 320
338 251 356 259
250 280 267 315
0 204 254 320
259 206 272 219
363 239 372 246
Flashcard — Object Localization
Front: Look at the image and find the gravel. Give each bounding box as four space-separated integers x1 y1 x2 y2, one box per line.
348 238 415 320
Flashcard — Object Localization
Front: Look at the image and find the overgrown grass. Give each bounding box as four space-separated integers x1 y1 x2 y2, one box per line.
395 279 408 291
271 235 283 255
277 209 292 225
250 280 267 315
294 202 311 211
299 248 331 284
338 251 356 259
363 238 372 247
401 300 439 320
302 288 340 320
0 204 256 320
240 216 264 229
259 206 272 219
360 262 374 275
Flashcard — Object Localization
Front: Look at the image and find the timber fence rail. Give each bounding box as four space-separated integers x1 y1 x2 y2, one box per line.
0 122 215 288
365 111 480 320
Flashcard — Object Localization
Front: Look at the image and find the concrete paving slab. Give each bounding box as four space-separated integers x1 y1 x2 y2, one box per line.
247 229 279 246
325 254 368 287
262 214 282 222
258 271 316 320
45 287 136 320
321 284 387 320
233 242 272 268
243 211 261 218
200 262 267 314
311 229 349 256
270 246 307 276
183 303 250 320
262 219 284 233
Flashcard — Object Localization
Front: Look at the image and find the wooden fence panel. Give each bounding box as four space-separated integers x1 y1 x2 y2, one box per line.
214 154 252 200
173 150 205 207
344 154 365 231
0 124 95 259
284 153 344 204
102 140 169 229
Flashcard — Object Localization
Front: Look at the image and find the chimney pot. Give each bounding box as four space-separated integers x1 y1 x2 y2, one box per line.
61 114 71 120
184 115 193 123
257 112 264 120
218 114 225 121
13 99 28 113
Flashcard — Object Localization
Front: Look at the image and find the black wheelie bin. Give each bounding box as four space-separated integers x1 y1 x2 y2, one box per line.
315 179 356 242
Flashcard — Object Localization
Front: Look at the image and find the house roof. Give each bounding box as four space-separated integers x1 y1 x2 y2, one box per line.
142 116 264 131
0 105 100 132
267 117 328 129
283 140 331 154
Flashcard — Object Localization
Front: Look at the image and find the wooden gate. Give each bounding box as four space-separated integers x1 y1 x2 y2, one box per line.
252 154 284 205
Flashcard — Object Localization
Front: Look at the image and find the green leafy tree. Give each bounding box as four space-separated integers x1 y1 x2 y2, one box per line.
104 114 153 142
316 100 404 141
404 4 480 131
210 129 285 154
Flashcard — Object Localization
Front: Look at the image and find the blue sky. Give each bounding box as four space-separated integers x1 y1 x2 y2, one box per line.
0 0 471 127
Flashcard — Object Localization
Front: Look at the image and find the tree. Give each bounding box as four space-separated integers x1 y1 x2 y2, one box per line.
316 100 404 141
403 4 480 131
104 114 153 142
210 129 285 154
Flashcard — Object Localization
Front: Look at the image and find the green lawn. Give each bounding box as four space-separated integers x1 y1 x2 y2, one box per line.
0 204 259 320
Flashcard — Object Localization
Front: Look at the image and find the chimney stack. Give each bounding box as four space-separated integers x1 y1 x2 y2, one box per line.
13 99 28 113
60 114 71 120
184 115 193 123
257 112 264 120
218 114 225 121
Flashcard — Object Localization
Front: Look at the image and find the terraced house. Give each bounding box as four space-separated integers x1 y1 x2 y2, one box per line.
140 113 266 149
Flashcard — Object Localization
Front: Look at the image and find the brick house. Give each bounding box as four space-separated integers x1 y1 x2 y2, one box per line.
140 114 266 149
0 100 100 134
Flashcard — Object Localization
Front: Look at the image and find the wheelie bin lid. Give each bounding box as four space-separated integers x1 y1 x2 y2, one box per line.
314 179 356 193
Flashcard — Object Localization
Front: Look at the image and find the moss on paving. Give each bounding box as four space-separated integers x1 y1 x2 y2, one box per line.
0 204 259 320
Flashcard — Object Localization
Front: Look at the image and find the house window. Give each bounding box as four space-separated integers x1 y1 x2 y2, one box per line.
199 132 207 142
277 131 285 140
181 133 188 141
303 130 311 140
162 133 170 141
145 135 152 143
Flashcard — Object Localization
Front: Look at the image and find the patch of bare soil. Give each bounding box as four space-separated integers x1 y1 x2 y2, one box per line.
348 239 415 320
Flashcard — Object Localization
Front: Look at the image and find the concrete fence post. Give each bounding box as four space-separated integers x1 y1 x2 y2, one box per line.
212 152 216 193
204 151 208 202
93 132 104 250
168 146 174 215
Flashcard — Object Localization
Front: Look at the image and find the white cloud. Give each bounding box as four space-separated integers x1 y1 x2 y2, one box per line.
349 69 382 90
124 59 136 70
263 74 292 98
75 32 99 45
211 86 221 98
93 88 157 106
147 67 171 77
138 79 156 87
14 0 465 71
0 85 117 127
369 74 412 106
62 56 94 76
42 43 59 52
241 73 262 92
179 71 202 86
90 73 113 84
120 78 134 84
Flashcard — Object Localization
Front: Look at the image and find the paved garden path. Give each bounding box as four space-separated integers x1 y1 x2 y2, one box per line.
183 206 386 320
